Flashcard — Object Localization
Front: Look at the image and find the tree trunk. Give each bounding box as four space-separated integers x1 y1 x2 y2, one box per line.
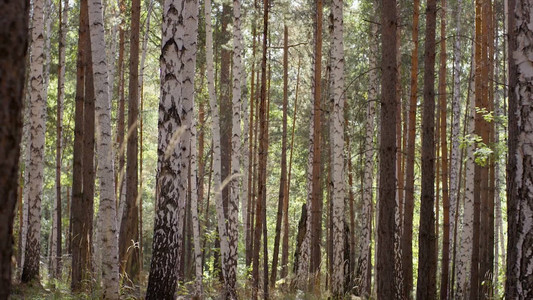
449 0 462 297
415 0 437 297
119 0 140 283
146 0 199 297
22 0 47 283
310 0 323 280
438 1 450 298
271 24 289 286
0 1 29 296
71 0 90 290
225 0 243 296
252 0 270 296
330 0 345 294
377 0 398 298
88 0 119 296
508 0 533 297
52 0 68 279
358 20 378 299
456 57 476 299
282 56 301 280
402 0 419 297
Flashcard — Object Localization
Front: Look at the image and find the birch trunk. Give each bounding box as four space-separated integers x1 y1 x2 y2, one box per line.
204 0 230 290
449 0 462 293
358 20 378 298
22 0 46 283
225 0 243 296
330 0 345 294
190 119 203 296
87 0 119 296
456 63 476 299
146 0 198 297
0 0 29 296
510 1 533 296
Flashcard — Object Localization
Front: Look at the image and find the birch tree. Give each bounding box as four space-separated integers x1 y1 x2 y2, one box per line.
87 0 119 296
0 1 29 296
145 0 199 296
456 64 476 299
357 20 378 298
330 0 345 294
226 0 243 296
22 0 46 283
508 0 533 296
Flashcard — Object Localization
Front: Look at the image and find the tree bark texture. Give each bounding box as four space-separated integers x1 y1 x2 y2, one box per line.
22 0 46 283
146 0 199 297
0 0 29 296
377 0 398 298
509 0 533 297
416 0 437 298
88 0 120 296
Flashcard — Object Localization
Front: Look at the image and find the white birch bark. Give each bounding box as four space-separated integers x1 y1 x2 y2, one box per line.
87 0 119 297
145 0 198 297
225 0 243 296
205 0 230 287
455 66 475 299
330 0 345 295
21 0 46 282
190 120 203 296
358 21 378 298
449 0 462 276
512 2 533 296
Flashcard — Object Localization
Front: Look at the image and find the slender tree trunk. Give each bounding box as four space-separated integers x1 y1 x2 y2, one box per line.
22 0 46 283
402 0 419 297
358 20 378 299
377 0 398 298
271 24 289 286
52 0 68 279
224 0 243 296
438 1 450 298
282 56 301 280
71 0 89 290
83 0 97 284
190 119 203 297
146 0 199 297
0 1 29 296
119 0 141 282
252 0 270 296
138 0 154 276
330 0 345 294
416 0 437 297
310 0 324 280
88 0 119 296
456 57 476 299
449 0 463 297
